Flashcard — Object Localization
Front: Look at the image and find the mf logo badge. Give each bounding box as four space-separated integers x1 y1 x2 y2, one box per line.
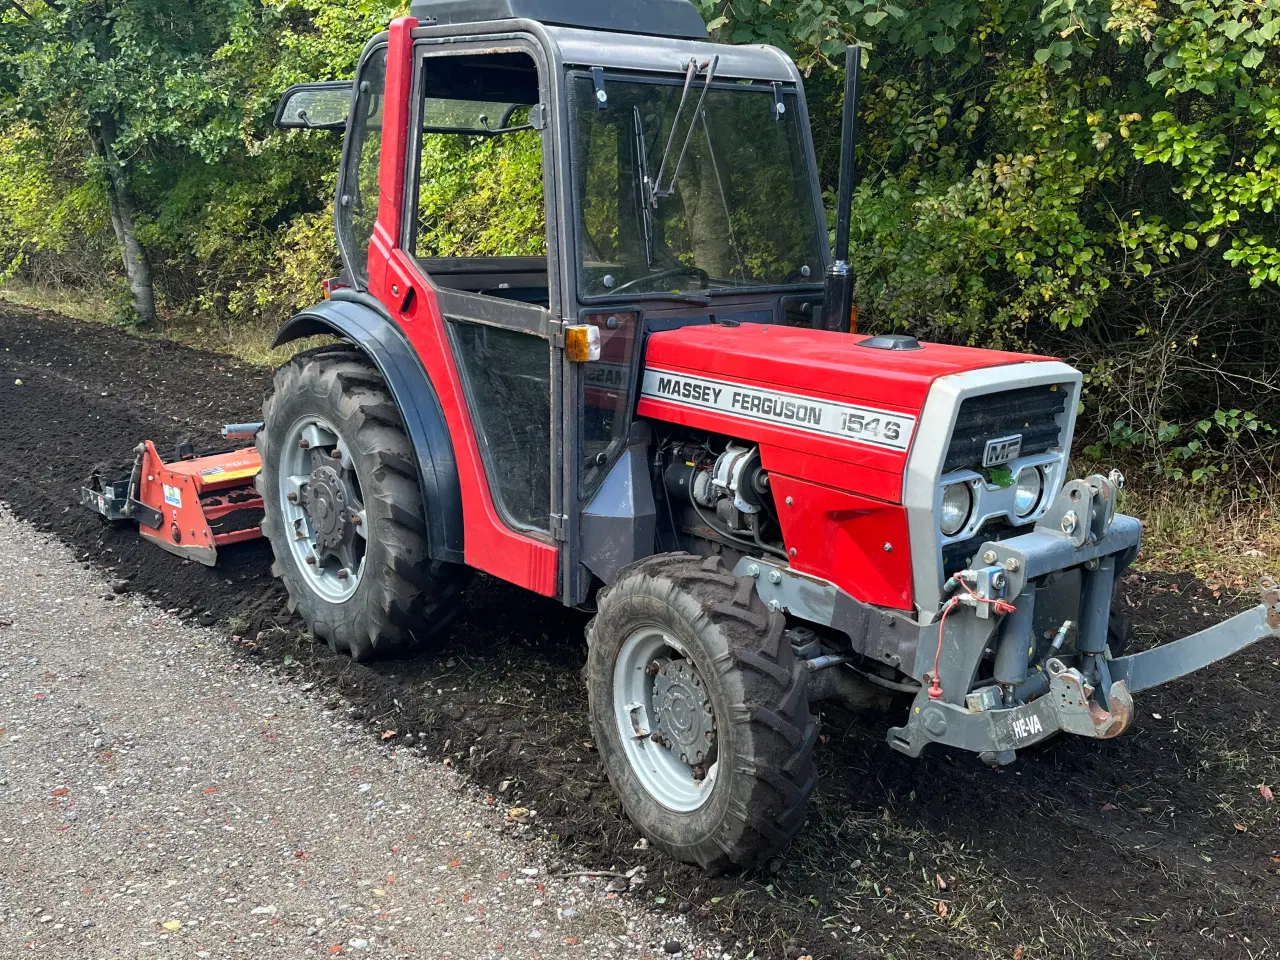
982 434 1023 467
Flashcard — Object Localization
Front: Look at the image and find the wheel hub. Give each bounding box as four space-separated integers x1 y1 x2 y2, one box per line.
652 659 716 765
303 453 350 553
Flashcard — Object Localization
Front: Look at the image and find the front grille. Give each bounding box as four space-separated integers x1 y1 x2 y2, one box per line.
942 520 1029 575
943 384 1068 473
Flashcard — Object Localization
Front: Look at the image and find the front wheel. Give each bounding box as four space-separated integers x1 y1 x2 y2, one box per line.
257 346 469 660
585 553 818 872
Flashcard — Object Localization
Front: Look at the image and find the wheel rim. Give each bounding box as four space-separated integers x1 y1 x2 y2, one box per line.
612 626 719 813
278 415 367 604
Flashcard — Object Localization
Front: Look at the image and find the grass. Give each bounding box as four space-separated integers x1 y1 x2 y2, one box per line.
1116 481 1280 591
0 278 116 325
0 279 325 368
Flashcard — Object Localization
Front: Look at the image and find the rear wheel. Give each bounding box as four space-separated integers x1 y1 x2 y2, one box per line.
1107 609 1134 658
257 346 469 660
585 553 818 872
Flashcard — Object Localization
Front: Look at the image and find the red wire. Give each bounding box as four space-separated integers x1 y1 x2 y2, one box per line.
928 598 958 701
928 578 1018 701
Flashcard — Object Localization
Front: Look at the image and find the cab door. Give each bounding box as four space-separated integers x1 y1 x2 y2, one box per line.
355 21 566 597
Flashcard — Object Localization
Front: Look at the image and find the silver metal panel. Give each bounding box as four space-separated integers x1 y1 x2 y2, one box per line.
580 446 657 584
937 451 1064 547
1110 603 1280 693
544 25 801 82
903 361 1082 623
983 515 1141 592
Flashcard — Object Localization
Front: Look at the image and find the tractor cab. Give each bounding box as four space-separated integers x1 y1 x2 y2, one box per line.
275 0 832 603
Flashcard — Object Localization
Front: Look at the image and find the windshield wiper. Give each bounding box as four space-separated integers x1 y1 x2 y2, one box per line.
632 106 657 267
650 55 719 206
632 293 713 307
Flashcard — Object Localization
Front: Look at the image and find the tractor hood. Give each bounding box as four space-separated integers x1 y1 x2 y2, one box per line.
636 322 1058 503
641 323 1045 410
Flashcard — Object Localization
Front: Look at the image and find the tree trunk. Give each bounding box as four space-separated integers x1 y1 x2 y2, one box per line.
90 115 156 327
686 122 740 282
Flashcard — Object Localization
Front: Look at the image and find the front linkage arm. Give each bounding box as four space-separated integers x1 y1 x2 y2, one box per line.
887 476 1280 765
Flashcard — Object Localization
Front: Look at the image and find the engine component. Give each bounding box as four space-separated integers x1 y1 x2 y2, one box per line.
663 455 716 508
663 442 773 538
710 444 767 515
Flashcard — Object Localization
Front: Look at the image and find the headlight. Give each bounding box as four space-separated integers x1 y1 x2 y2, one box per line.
1014 467 1044 518
940 483 972 536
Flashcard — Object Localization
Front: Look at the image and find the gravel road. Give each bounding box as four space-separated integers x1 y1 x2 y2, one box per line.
0 509 720 959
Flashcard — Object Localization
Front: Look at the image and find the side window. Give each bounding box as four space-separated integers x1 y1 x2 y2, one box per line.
337 48 387 285
412 49 555 536
448 322 552 532
582 311 638 490
409 51 549 306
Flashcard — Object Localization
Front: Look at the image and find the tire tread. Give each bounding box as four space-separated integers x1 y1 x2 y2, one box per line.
256 345 468 660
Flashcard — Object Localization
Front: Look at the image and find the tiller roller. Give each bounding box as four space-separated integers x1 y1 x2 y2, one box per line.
81 424 265 566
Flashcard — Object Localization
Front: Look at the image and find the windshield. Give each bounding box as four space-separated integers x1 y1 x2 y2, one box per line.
571 73 825 300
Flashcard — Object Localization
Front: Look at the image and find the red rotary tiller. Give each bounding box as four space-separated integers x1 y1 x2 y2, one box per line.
81 424 265 566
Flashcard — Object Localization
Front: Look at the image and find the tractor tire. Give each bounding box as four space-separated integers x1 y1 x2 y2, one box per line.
585 553 818 872
1107 609 1134 658
257 345 469 661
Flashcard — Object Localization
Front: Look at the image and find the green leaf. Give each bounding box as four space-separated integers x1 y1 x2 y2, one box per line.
1035 46 1053 63
1242 46 1265 69
1222 20 1249 40
864 10 888 26
988 466 1014 487
932 34 956 53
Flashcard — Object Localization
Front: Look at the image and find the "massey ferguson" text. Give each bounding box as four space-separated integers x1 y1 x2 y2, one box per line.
640 368 917 452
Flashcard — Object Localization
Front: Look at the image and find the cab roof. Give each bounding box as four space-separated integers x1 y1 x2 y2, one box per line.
408 0 709 39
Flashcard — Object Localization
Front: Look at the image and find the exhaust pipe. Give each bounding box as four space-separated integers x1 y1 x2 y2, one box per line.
820 45 862 334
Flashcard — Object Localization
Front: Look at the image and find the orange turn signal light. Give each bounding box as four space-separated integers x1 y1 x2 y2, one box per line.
565 324 602 363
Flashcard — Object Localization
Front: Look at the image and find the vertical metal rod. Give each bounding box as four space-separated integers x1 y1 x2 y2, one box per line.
1078 555 1117 709
820 45 861 333
1077 557 1116 655
832 45 861 264
994 585 1036 687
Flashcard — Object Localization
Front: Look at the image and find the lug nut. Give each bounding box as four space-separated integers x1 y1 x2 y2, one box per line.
287 492 298 503
645 660 662 677
350 512 362 526
337 568 350 580
691 764 707 782
305 555 316 565
299 438 310 449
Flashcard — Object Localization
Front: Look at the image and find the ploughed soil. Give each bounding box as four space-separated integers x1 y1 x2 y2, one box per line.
3 303 1280 959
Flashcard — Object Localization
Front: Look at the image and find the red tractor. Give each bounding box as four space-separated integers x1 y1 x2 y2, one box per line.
260 0 1280 870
